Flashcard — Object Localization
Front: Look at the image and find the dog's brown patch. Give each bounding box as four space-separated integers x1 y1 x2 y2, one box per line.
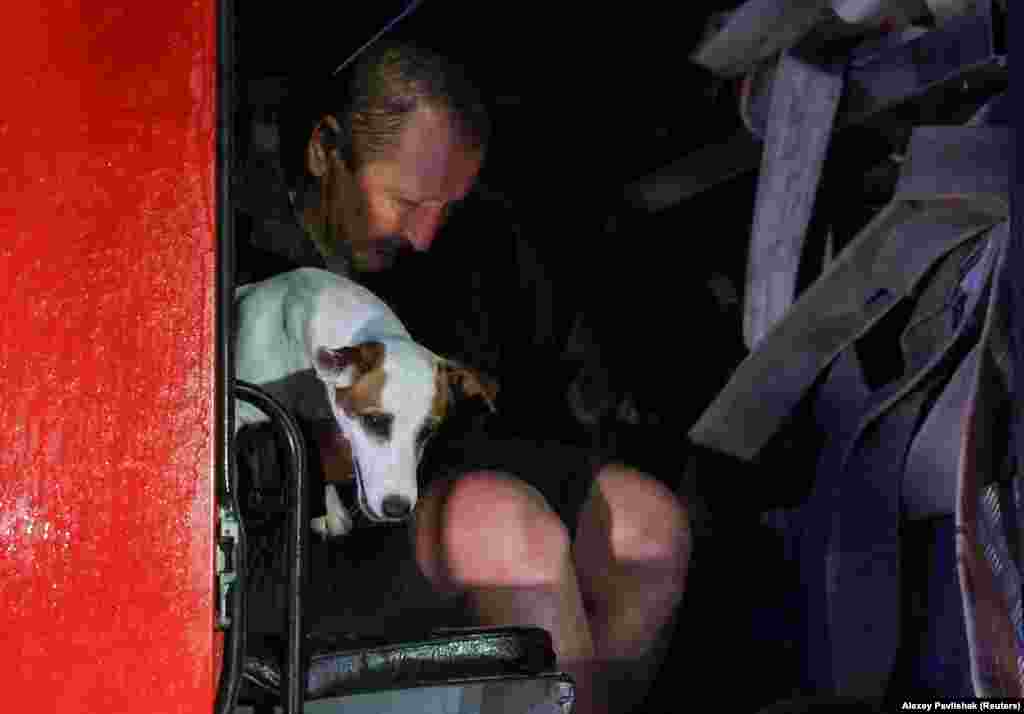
432 364 451 421
332 341 388 417
317 341 386 377
336 367 387 417
444 360 499 412
311 419 355 483
344 341 385 374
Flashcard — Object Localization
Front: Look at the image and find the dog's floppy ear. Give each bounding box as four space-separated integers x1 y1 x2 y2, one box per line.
439 358 499 413
315 341 385 384
310 419 356 484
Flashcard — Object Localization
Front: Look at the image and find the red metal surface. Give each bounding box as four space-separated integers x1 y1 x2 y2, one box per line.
0 2 220 712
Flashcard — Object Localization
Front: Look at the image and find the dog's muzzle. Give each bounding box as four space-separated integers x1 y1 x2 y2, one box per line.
381 494 413 519
351 459 415 524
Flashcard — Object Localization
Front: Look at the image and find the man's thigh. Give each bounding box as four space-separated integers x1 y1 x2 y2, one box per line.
420 430 605 540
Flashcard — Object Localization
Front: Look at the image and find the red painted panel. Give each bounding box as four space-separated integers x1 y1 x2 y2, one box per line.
0 1 220 712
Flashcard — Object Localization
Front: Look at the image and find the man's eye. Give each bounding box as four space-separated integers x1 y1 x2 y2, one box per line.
360 413 393 438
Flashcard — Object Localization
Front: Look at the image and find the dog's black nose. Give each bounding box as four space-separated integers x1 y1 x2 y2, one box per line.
381 494 412 519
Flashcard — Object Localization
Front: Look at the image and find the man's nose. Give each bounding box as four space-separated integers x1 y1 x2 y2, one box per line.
404 205 445 252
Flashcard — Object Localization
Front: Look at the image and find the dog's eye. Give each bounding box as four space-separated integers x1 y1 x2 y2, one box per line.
360 413 393 438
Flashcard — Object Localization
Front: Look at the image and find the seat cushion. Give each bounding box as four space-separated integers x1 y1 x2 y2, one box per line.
240 626 558 703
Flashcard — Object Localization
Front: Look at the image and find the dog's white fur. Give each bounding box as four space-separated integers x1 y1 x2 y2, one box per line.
234 267 494 537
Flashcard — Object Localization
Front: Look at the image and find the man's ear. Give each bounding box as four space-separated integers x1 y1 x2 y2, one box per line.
314 342 385 384
306 115 344 178
440 359 500 413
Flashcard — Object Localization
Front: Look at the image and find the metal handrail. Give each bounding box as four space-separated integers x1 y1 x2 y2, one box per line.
233 382 309 714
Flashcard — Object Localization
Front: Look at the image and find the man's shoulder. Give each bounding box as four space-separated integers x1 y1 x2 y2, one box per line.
234 143 328 283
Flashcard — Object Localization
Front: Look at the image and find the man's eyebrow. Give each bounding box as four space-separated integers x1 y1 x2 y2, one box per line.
390 186 425 201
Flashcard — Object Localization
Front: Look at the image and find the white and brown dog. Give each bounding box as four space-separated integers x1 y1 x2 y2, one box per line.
234 267 497 537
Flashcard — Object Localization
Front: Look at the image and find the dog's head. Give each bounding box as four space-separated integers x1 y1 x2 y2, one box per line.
313 339 498 523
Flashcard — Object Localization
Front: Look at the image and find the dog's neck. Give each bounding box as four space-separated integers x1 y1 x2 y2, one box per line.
351 317 414 350
304 284 410 361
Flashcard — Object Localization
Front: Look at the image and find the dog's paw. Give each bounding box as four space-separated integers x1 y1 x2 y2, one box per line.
310 515 331 539
310 511 353 539
324 484 354 537
310 484 354 539
324 506 354 537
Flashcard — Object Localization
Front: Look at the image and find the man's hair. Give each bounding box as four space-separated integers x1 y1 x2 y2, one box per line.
334 40 490 169
280 40 489 189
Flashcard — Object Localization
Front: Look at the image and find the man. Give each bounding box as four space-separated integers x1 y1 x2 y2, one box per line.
236 40 690 714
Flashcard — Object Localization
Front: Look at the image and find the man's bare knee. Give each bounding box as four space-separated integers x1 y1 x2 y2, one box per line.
412 476 457 593
442 470 571 589
595 463 691 568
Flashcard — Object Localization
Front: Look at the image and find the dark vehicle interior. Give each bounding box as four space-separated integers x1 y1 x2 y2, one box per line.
220 1 1012 712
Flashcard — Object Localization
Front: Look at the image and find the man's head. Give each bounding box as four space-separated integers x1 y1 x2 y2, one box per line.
301 41 489 272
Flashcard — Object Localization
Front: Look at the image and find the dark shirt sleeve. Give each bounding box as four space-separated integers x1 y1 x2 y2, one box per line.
232 115 328 285
362 198 581 443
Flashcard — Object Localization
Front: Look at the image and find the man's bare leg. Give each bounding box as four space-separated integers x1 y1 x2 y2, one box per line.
414 470 610 713
571 464 692 711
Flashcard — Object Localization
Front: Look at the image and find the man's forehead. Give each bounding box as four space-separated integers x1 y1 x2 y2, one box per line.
369 107 482 200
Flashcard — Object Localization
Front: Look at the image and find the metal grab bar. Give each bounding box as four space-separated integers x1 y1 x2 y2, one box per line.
233 382 309 714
